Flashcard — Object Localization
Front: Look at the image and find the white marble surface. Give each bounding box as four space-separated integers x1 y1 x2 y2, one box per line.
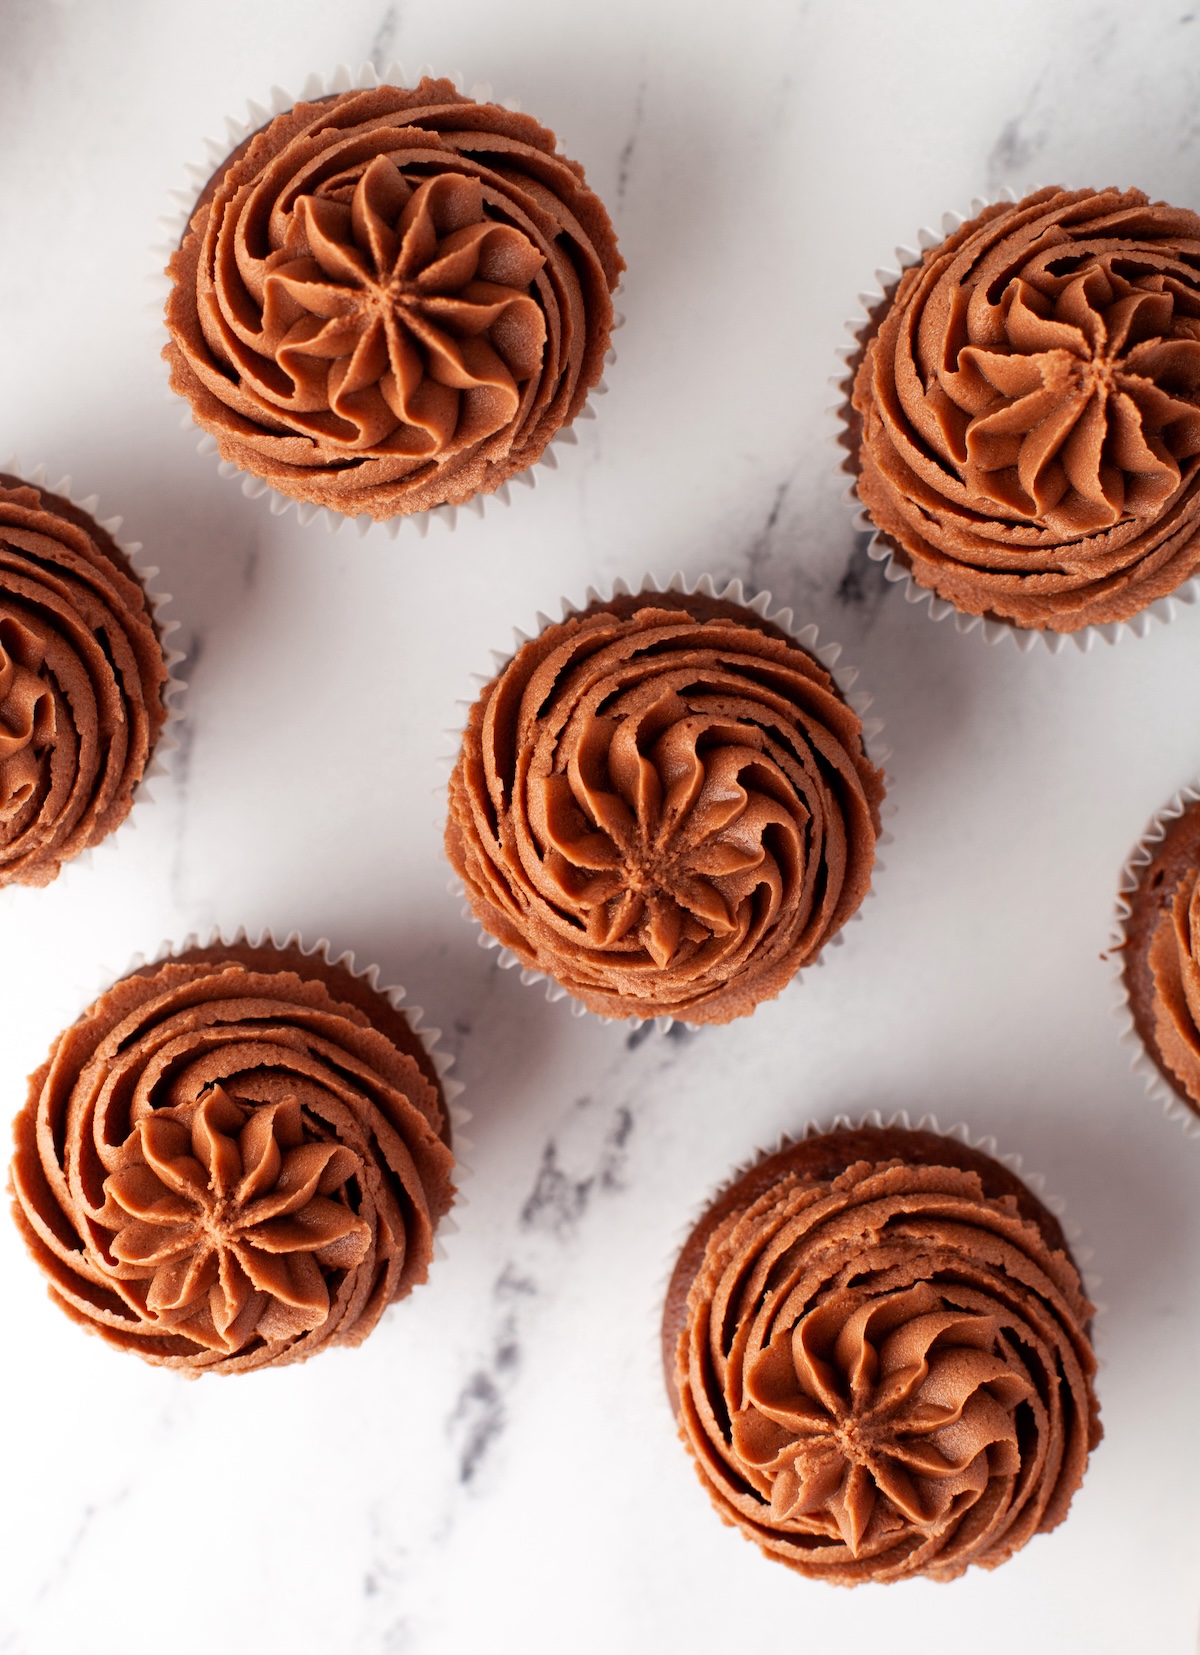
2 0 1200 1649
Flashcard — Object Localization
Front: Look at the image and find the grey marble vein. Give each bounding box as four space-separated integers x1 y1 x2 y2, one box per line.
369 3 405 72
616 80 647 209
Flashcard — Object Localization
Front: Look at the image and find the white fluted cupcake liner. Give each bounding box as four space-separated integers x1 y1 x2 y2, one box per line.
656 1107 1102 1415
0 458 187 887
1110 779 1200 1140
150 62 622 540
444 568 894 1033
833 186 1200 655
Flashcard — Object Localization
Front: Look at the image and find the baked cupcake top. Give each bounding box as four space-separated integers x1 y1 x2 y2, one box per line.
164 80 623 519
1120 794 1200 1115
445 588 885 1024
847 186 1200 632
0 475 168 888
663 1127 1100 1585
10 940 455 1374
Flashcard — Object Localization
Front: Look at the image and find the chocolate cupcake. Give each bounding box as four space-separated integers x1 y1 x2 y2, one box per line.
664 1124 1100 1585
843 186 1200 637
446 579 886 1025
1116 784 1200 1123
9 936 457 1374
164 74 623 523
0 471 172 887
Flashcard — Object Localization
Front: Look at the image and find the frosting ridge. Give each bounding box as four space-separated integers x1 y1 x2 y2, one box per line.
0 476 167 886
849 186 1200 630
1148 864 1200 1102
165 81 623 517
445 594 885 1023
9 946 455 1373
668 1133 1100 1584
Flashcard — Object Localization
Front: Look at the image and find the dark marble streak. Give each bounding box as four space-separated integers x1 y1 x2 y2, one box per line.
360 1505 413 1653
981 6 1130 196
625 1020 655 1052
448 1266 535 1485
985 105 1049 195
625 1019 696 1052
834 534 892 625
616 80 647 209
734 466 838 630
166 632 200 910
241 539 259 594
743 475 794 594
368 3 404 72
442 1087 648 1487
521 1105 634 1236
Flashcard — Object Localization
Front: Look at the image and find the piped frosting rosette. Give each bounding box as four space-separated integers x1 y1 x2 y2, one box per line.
161 65 623 533
0 467 181 887
663 1120 1101 1585
9 933 463 1374
840 185 1200 649
445 575 888 1026
1113 780 1200 1136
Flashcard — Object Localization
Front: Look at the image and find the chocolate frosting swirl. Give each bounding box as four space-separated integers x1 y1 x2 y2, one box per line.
0 476 167 887
9 944 455 1373
1148 864 1200 1103
165 81 623 517
445 592 885 1024
666 1130 1100 1585
849 187 1200 631
1118 796 1200 1118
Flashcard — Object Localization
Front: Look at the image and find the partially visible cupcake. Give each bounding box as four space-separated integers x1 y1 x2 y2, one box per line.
843 186 1200 634
0 473 170 887
9 938 457 1374
445 584 885 1025
663 1125 1100 1585
1117 788 1200 1118
164 78 623 520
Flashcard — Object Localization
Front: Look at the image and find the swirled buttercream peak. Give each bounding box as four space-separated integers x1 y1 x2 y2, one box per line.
665 1131 1100 1584
164 81 623 518
445 592 885 1023
848 186 1200 630
0 475 167 884
9 945 456 1373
